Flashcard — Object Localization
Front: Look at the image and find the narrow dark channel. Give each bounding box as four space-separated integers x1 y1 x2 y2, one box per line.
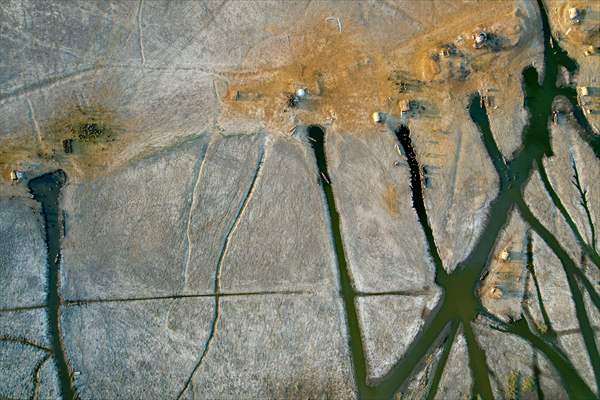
28 170 76 400
305 126 370 397
392 126 446 280
424 321 458 400
570 159 597 252
526 231 556 339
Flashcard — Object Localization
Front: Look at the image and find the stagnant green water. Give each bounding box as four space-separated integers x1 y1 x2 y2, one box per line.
28 170 77 400
309 0 599 398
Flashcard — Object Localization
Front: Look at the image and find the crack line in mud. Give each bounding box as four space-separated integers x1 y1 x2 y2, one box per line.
0 66 99 105
355 289 432 297
554 326 600 337
137 0 145 65
176 139 266 400
442 118 463 229
570 156 597 252
0 304 47 313
0 336 52 353
63 290 308 306
0 61 281 105
25 97 43 145
180 143 210 292
28 171 77 400
32 353 51 400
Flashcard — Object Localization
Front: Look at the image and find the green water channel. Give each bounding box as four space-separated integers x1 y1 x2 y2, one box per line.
28 170 77 400
308 0 600 398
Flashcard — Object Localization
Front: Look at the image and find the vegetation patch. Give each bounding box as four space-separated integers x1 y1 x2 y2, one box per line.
58 106 116 145
76 122 108 142
505 370 536 400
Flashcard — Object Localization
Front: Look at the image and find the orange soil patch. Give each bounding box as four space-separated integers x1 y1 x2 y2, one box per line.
221 1 521 134
382 183 400 216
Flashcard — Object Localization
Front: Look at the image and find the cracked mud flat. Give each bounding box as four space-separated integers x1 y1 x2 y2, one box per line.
1 0 600 399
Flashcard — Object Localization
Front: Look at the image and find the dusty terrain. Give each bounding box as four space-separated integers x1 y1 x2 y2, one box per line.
1 0 599 399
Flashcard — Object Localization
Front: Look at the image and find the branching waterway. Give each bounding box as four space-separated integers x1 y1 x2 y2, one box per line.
308 0 600 398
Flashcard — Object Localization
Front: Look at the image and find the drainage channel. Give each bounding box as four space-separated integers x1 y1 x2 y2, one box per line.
304 0 600 397
306 126 370 396
393 125 446 280
307 125 460 399
28 170 76 400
